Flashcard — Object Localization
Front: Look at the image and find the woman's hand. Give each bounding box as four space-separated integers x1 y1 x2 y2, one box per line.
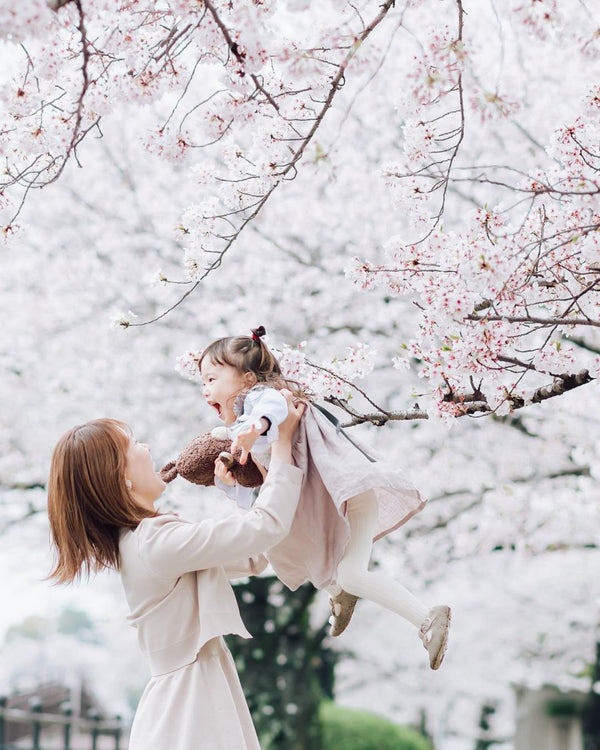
270 390 305 464
279 390 305 439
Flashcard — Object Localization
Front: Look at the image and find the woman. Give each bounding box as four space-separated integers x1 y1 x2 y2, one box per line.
47 396 304 750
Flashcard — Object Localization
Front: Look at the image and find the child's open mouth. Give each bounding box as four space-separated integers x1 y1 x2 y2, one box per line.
209 401 223 419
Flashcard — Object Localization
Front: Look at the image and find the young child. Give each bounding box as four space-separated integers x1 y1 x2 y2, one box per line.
199 326 451 669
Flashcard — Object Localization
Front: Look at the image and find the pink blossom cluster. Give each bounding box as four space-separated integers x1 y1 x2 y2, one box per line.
277 342 377 400
405 24 466 107
0 1 205 236
469 90 521 123
0 1 55 43
175 348 204 382
0 0 400 270
351 81 600 414
340 3 600 416
511 0 563 43
3 0 599 421
164 4 385 276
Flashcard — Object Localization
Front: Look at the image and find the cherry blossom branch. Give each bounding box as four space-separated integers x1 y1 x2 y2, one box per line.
6 0 91 226
48 0 90 175
327 400 429 425
203 0 284 116
306 359 392 416
424 0 465 235
126 0 398 327
329 368 592 427
448 171 600 197
467 313 600 328
388 0 466 242
118 280 201 328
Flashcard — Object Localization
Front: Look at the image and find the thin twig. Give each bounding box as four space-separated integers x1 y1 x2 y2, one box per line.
128 0 398 326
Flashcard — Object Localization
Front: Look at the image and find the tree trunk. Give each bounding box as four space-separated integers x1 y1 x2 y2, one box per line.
227 576 337 750
582 642 600 750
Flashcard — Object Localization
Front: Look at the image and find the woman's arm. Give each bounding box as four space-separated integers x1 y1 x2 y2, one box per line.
269 390 299 464
223 553 269 579
139 396 304 579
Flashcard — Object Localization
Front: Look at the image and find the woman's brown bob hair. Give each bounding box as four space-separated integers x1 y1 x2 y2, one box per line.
48 418 157 584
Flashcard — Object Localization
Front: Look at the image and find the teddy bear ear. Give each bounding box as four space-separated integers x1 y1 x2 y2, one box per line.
218 451 235 470
211 425 228 440
160 461 179 483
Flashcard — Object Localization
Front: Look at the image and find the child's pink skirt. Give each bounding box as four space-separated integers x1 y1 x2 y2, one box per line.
266 405 426 590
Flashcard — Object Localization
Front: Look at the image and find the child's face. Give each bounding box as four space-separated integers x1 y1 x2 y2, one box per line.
200 359 251 425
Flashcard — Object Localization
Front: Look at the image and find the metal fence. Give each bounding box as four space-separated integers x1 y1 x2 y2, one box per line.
0 696 124 750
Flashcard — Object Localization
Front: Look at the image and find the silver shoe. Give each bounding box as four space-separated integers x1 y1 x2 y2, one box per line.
419 605 451 670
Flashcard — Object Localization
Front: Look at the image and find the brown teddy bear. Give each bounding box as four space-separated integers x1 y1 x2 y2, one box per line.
160 431 265 488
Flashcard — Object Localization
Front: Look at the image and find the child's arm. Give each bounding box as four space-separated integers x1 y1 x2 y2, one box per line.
231 420 269 464
231 388 289 464
214 457 256 509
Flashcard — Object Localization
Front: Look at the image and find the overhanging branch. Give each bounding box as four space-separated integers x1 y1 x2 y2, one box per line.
127 0 398 327
330 368 593 427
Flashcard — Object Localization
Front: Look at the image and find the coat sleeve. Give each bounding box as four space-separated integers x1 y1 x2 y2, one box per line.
136 459 302 579
223 554 269 580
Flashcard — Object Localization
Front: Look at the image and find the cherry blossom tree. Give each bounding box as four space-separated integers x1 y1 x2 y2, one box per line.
1 2 600 748
2 0 599 422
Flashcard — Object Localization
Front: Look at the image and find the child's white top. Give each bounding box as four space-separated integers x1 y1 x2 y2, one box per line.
229 386 288 451
217 386 288 509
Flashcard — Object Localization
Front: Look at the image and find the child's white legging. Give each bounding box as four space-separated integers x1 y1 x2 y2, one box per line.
326 490 429 629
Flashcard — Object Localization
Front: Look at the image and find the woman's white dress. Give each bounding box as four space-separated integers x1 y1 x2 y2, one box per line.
118 459 303 750
128 637 259 749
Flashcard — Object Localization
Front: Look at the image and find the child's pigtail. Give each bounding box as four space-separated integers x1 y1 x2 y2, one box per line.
249 325 281 380
249 325 312 401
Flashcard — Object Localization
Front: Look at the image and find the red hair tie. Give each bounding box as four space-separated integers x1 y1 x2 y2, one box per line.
251 326 266 341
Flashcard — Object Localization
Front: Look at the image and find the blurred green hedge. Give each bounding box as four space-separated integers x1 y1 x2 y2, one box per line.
319 701 433 750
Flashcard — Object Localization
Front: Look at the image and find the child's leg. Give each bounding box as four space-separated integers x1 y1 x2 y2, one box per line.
335 490 429 628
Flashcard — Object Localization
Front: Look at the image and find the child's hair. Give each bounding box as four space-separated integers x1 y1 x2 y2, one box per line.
47 418 157 584
199 326 309 399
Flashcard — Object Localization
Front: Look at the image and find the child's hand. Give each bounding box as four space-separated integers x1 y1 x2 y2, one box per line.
214 457 236 487
231 422 263 465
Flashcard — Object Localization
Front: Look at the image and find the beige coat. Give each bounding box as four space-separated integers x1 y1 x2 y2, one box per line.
119 458 303 750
